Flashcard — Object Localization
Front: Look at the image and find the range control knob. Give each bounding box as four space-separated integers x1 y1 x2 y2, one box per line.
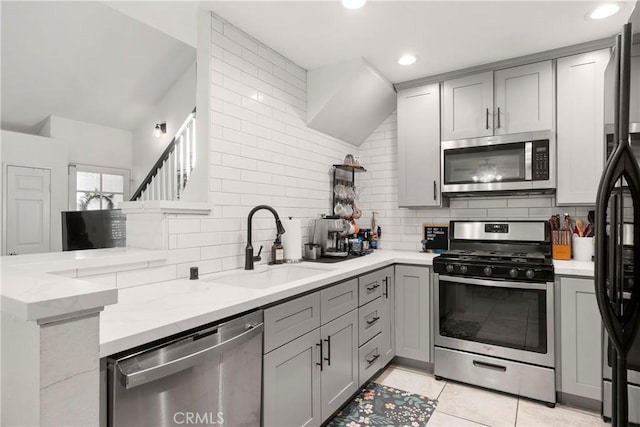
459 265 468 274
483 267 493 276
446 264 454 273
525 269 535 279
509 268 519 278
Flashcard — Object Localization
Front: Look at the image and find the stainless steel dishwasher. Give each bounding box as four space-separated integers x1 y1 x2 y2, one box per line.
106 310 263 427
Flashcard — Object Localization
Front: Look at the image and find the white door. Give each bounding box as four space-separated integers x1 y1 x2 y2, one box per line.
6 166 51 255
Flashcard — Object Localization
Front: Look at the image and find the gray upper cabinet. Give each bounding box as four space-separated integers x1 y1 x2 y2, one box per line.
442 71 494 140
558 277 602 401
395 265 431 362
397 84 441 207
494 61 553 134
443 61 552 140
556 49 609 205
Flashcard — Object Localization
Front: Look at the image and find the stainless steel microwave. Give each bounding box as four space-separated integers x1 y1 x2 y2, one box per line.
441 131 555 195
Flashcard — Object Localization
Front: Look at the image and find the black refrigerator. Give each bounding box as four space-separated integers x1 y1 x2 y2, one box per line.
595 2 640 426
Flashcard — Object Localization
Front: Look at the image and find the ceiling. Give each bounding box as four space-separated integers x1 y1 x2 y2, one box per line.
1 1 635 135
0 1 196 134
202 1 635 84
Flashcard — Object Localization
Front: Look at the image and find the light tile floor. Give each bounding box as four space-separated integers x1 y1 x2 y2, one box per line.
374 365 609 427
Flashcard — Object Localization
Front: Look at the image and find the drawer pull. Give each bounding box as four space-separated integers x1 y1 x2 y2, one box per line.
473 360 506 372
383 277 388 298
324 335 331 366
366 316 380 326
316 341 324 371
366 284 380 292
366 353 380 365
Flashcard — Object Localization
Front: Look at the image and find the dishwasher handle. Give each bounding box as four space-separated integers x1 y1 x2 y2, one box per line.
116 322 263 389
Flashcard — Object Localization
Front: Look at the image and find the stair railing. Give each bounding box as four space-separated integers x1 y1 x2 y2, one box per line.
131 109 196 201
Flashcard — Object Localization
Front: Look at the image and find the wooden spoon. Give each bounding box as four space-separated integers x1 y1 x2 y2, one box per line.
576 217 584 237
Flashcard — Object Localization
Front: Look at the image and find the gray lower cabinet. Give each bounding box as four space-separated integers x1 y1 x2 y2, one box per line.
263 280 359 427
558 276 602 401
320 310 359 420
380 269 395 367
395 265 430 362
263 328 321 427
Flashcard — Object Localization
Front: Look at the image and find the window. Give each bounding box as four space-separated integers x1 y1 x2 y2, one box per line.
69 165 130 211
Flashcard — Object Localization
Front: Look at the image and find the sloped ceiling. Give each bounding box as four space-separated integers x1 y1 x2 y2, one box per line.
0 1 196 134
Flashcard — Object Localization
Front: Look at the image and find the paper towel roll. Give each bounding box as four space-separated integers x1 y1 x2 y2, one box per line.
282 218 302 261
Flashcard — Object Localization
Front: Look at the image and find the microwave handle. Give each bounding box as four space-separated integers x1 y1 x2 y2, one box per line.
525 142 533 181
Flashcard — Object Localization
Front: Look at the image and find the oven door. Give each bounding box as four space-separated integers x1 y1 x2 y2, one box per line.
435 274 555 368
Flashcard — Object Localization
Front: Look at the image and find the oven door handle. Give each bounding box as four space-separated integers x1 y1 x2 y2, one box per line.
437 274 550 290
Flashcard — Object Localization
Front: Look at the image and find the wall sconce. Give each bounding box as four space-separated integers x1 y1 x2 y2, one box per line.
153 123 167 138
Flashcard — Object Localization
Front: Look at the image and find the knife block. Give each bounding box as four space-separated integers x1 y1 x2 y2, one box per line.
552 230 571 260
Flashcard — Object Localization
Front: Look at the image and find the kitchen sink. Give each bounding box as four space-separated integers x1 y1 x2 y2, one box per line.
203 264 334 289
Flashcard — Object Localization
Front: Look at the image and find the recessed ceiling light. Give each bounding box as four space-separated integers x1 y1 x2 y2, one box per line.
588 3 620 20
398 55 417 66
342 0 366 10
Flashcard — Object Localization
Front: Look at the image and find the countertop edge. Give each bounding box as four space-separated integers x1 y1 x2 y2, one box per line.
1 248 167 322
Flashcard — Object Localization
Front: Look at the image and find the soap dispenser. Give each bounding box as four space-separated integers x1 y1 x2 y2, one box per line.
272 235 284 264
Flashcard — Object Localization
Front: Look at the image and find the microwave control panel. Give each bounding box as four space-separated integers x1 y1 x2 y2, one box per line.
532 140 549 181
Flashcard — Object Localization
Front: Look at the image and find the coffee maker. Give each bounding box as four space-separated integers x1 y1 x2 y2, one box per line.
312 218 350 257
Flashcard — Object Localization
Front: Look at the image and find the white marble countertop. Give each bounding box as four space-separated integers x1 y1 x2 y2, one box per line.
1 248 167 322
100 250 436 356
99 251 595 357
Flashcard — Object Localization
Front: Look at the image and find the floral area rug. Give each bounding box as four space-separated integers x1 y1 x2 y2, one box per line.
326 382 438 427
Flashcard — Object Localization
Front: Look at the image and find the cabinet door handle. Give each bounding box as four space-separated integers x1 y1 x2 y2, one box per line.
433 180 437 201
316 341 324 371
383 277 388 298
366 283 380 292
497 107 501 129
366 316 380 326
486 108 490 129
324 335 331 366
366 353 380 365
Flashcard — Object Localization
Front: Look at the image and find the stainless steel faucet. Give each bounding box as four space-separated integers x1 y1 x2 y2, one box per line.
245 205 286 270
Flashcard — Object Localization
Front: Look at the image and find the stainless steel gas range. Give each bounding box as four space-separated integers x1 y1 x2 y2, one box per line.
433 221 556 406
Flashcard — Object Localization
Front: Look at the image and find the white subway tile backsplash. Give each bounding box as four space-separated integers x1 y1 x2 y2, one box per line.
210 15 223 34
286 62 307 81
211 30 242 56
168 219 201 234
177 259 223 278
76 262 149 278
223 22 258 54
258 45 288 70
116 265 177 289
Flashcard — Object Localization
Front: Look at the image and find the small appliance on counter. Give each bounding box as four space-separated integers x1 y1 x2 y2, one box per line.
311 217 351 257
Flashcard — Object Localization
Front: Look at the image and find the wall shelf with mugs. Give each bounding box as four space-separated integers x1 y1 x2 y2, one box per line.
332 164 366 222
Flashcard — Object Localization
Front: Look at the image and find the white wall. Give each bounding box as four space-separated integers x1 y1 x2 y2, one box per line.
43 116 133 171
356 112 593 251
131 61 196 191
1 130 69 253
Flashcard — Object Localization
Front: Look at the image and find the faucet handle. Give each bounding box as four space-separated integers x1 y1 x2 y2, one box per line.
254 245 263 262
